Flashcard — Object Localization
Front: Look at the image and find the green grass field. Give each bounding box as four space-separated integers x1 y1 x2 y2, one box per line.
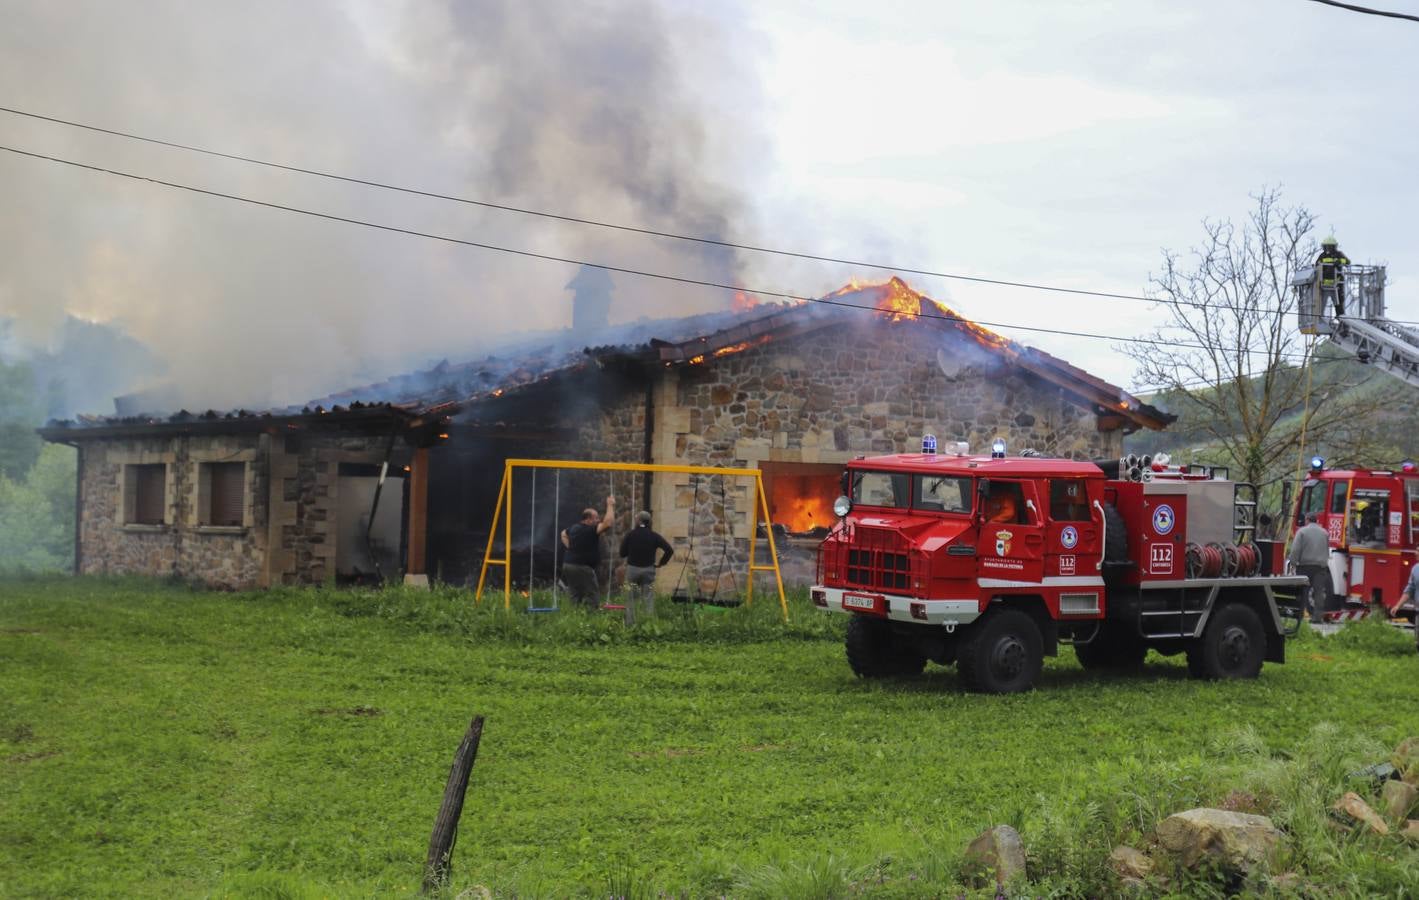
3 577 1418 898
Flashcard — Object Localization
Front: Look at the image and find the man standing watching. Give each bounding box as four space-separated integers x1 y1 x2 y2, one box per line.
1289 512 1332 622
1399 564 1419 653
560 495 615 607
619 511 674 621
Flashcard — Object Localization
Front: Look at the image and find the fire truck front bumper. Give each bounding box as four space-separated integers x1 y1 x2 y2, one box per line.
810 586 981 626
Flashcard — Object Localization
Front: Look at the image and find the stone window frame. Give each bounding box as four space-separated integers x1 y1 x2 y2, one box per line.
188 448 256 533
115 450 178 531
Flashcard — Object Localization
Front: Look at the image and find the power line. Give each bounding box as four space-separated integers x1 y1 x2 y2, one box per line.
0 141 1352 366
1304 0 1419 23
0 102 1378 325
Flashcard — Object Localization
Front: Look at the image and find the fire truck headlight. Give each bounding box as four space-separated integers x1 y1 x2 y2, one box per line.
1310 455 1325 472
833 495 852 518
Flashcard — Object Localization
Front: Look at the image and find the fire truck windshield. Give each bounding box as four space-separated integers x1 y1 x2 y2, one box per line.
849 471 909 509
1297 480 1325 525
915 475 972 513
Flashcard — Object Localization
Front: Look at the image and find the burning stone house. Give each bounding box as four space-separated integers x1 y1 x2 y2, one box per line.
40 278 1173 591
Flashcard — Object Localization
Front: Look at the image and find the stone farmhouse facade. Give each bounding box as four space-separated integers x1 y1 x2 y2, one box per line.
41 283 1172 591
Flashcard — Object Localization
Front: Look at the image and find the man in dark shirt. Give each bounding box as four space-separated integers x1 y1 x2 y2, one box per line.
619 511 674 619
560 495 615 607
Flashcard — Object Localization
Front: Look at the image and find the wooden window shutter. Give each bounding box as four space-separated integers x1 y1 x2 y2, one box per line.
132 464 166 525
208 463 245 527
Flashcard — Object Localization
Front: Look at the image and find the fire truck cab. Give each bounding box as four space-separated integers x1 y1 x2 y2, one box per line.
1292 458 1419 618
812 440 1305 693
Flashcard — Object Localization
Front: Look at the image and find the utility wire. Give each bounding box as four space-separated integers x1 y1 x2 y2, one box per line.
0 142 1368 366
7 102 1405 326
1304 0 1419 22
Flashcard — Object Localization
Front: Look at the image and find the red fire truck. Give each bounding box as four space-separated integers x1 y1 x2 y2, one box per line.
1291 457 1419 619
811 440 1306 693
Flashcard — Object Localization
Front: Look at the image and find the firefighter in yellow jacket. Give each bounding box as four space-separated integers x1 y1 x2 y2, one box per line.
1316 236 1350 319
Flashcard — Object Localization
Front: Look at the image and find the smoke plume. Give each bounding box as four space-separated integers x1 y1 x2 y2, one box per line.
0 0 765 414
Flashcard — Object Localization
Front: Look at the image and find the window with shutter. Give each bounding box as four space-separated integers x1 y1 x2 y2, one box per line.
131 464 166 525
206 462 245 527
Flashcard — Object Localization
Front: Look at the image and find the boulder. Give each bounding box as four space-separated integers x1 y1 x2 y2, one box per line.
1333 791 1389 835
1154 808 1282 873
1109 845 1154 883
964 824 1027 886
1395 737 1419 784
1400 820 1419 844
1381 780 1418 822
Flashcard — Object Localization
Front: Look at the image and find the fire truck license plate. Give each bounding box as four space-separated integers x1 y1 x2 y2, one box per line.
842 592 881 610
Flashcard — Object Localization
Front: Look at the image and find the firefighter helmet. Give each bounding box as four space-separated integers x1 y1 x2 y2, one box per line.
1322 235 1339 248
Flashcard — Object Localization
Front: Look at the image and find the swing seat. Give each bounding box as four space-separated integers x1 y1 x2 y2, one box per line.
669 590 742 608
525 606 559 613
600 603 627 611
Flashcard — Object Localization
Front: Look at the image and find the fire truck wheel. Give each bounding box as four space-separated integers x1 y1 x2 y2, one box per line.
957 609 1043 694
845 615 926 678
1073 624 1147 671
1187 603 1265 680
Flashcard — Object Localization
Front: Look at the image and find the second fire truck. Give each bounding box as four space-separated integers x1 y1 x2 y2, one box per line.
1292 457 1419 619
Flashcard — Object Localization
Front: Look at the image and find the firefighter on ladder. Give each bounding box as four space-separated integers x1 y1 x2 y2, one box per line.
1316 236 1351 321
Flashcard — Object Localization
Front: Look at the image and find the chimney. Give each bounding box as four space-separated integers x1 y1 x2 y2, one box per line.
566 265 613 333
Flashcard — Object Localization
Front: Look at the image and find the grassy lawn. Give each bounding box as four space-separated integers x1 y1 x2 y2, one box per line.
2 577 1418 898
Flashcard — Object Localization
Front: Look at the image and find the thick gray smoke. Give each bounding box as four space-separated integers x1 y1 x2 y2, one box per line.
0 0 764 414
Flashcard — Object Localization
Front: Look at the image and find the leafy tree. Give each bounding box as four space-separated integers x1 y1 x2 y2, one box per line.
0 443 75 572
1125 189 1402 495
0 356 42 480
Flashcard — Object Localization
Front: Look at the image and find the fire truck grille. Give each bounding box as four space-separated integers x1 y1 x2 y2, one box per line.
845 549 911 591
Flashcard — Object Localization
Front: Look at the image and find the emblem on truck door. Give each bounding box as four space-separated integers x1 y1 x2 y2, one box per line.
1060 526 1079 549
1152 504 1175 535
995 530 1013 555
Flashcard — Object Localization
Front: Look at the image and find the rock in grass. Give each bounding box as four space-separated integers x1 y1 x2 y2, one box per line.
1333 792 1389 835
1109 845 1154 883
1401 820 1419 844
964 824 1027 886
1154 808 1282 873
1381 780 1418 821
1395 737 1419 784
1269 872 1305 892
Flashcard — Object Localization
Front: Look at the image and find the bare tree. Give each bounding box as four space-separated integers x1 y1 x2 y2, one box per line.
1126 189 1400 493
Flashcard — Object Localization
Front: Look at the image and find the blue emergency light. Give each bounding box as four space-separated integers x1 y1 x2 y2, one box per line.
991 438 1007 459
922 434 937 455
1310 455 1325 472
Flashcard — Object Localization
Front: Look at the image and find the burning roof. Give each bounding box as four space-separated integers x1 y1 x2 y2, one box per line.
41 276 1173 435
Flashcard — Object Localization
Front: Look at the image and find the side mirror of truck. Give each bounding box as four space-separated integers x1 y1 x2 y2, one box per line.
976 478 989 521
840 470 851 496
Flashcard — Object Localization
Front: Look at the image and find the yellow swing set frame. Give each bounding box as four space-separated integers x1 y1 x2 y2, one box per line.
474 458 789 621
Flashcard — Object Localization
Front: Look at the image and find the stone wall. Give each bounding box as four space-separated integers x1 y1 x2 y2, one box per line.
76 433 267 589
265 432 393 586
641 319 1127 590
74 429 398 589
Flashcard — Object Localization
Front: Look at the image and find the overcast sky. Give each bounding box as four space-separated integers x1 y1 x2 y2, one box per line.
1 0 1416 412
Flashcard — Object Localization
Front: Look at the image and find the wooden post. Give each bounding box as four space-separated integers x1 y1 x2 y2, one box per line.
422 714 485 893
408 446 429 577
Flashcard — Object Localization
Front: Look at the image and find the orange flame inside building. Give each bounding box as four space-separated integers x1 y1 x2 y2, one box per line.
763 463 842 534
771 477 835 532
